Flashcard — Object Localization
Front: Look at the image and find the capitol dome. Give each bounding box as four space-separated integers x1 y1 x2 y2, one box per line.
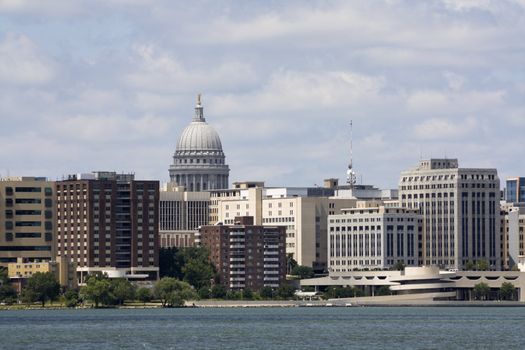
176 120 223 152
168 95 230 191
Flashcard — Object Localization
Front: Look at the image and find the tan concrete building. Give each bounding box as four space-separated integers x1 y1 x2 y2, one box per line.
399 159 501 270
159 183 209 248
208 181 264 225
500 203 525 270
215 185 355 271
8 256 77 290
0 177 56 267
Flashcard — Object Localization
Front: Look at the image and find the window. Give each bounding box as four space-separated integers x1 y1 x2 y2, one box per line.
5 232 13 241
15 187 41 193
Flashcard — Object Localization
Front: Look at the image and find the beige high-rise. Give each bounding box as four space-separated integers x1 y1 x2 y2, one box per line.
399 159 501 270
0 177 56 267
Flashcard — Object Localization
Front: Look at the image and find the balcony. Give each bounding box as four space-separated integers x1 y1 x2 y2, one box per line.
229 238 245 243
263 251 279 255
230 283 245 288
229 264 245 269
229 277 245 282
263 277 279 281
230 270 245 275
264 258 279 262
229 244 245 249
264 264 279 268
229 257 245 262
229 231 245 236
264 270 280 275
264 244 279 249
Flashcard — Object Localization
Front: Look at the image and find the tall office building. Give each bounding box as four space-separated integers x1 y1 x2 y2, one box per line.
169 95 230 191
399 159 501 270
197 216 286 291
506 177 525 204
159 182 210 248
0 177 56 266
328 202 422 272
56 172 159 282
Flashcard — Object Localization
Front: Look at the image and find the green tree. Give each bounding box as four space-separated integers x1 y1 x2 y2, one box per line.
154 277 197 307
20 288 38 306
226 290 241 300
276 284 295 300
0 267 9 284
211 284 226 299
24 272 60 307
63 289 79 308
182 259 213 290
291 265 315 279
198 286 211 299
476 259 490 271
110 278 135 305
465 260 476 271
159 247 185 279
242 288 253 300
80 274 114 307
0 284 18 305
500 282 516 301
160 247 216 290
136 287 153 304
259 286 273 300
473 282 490 300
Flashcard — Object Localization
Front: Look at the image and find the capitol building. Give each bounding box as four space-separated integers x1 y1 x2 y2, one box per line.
169 95 230 191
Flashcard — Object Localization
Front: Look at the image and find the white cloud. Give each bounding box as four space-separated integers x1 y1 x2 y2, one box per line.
0 33 55 85
124 45 258 93
47 114 171 143
211 70 386 115
413 117 477 140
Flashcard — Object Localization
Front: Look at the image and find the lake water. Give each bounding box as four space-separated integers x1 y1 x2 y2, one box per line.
0 307 523 349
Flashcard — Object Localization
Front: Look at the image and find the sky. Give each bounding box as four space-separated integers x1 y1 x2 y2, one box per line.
1 0 524 189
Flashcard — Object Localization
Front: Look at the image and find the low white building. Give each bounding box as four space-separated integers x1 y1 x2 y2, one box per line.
328 202 422 271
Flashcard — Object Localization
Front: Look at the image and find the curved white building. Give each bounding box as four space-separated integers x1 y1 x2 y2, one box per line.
169 95 230 191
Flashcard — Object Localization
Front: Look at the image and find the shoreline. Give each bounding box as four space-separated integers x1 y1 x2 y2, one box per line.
2 300 524 311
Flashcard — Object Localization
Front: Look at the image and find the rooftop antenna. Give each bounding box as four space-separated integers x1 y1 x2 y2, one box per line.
346 120 357 189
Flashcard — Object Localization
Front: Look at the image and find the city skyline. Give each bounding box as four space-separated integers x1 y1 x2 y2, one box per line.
1 0 525 188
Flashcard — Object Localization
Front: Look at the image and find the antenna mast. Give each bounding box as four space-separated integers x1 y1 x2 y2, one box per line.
346 120 357 188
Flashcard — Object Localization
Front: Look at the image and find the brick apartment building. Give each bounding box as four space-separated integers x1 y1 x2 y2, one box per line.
56 172 159 282
197 216 286 291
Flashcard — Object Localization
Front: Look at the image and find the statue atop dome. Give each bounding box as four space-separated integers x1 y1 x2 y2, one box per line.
193 93 205 122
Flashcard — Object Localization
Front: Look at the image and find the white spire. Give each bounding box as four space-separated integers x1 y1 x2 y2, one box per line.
346 120 357 188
